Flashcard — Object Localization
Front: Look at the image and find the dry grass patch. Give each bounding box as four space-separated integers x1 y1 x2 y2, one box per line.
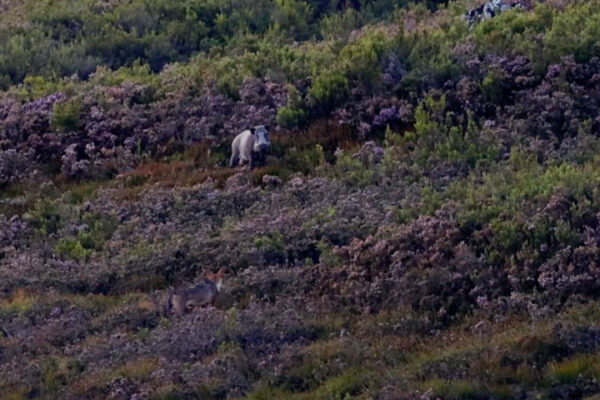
113 161 243 200
0 384 28 400
64 292 148 314
68 369 112 397
113 356 159 380
0 288 37 317
273 120 361 161
547 353 600 384
69 356 158 397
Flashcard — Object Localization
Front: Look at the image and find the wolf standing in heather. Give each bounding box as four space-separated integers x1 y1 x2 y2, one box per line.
169 268 225 316
230 125 271 169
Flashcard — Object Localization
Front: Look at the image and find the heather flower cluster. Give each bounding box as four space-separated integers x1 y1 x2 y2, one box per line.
2 0 600 399
0 79 285 180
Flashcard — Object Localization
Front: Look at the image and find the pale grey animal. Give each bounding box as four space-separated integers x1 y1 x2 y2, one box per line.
229 125 271 169
169 269 224 316
464 0 524 29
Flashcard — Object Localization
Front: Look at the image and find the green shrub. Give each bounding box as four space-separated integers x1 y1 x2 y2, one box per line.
330 152 375 187
405 19 465 87
51 98 84 132
320 8 360 41
55 237 93 261
277 105 308 128
543 0 600 64
316 239 341 266
481 69 507 104
339 29 388 85
271 0 313 41
308 71 349 114
19 75 61 101
473 4 553 60
216 66 243 100
254 230 287 261
473 2 600 70
279 144 327 175
409 95 499 166
55 211 118 260
25 199 63 236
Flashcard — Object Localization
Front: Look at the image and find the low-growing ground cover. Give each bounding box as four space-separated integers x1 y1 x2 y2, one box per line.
2 0 600 398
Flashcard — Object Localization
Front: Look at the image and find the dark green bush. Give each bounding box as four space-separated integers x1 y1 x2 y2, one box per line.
55 236 93 261
308 71 349 114
51 99 84 132
277 105 308 128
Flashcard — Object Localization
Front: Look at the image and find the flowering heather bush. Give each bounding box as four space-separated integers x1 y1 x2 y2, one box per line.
0 149 35 187
332 95 414 137
3 1 600 398
0 78 286 180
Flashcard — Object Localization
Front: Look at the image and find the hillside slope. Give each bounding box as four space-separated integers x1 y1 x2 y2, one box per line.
2 0 600 399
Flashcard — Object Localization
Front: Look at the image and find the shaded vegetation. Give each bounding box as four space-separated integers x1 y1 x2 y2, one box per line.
2 0 600 398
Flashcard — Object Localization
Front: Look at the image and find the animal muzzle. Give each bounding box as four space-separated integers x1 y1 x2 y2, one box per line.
254 142 270 152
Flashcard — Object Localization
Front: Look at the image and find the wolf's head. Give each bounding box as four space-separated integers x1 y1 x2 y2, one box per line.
205 268 225 292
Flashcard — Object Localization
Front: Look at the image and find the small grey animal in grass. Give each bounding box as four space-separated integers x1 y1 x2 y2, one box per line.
169 268 225 316
229 125 271 169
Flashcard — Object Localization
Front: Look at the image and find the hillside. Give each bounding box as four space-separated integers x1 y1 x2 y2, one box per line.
2 0 600 399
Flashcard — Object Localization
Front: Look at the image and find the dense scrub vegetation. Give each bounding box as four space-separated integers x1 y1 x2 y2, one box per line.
2 0 600 398
0 0 443 90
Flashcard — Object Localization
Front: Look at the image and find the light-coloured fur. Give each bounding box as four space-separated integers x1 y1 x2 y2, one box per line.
169 269 225 316
230 125 270 169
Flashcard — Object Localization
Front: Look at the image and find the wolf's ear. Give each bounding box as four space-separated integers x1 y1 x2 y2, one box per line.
250 127 256 134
